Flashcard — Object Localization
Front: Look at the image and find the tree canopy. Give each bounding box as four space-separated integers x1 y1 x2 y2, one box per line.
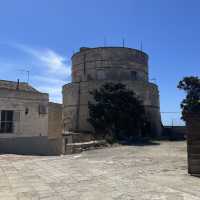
178 76 200 120
88 82 148 141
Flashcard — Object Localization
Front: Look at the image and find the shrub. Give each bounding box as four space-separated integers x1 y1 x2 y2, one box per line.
177 76 200 120
88 82 148 141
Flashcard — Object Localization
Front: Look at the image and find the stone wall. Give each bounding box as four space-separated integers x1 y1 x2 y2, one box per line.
163 126 187 140
48 102 63 139
72 47 148 83
0 136 62 155
0 88 49 138
63 47 162 136
63 80 161 133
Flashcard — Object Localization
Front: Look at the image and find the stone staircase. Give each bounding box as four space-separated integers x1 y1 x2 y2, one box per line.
62 132 107 154
65 140 107 154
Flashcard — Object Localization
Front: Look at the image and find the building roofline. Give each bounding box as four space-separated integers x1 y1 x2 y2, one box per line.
0 79 48 95
71 46 149 59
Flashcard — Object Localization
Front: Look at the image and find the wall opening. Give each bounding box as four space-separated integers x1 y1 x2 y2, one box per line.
0 110 14 133
25 108 29 115
131 71 137 80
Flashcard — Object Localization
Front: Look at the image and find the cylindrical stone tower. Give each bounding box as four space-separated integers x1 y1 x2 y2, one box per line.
63 47 162 136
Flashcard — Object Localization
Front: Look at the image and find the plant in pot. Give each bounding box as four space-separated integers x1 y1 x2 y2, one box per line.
178 76 200 175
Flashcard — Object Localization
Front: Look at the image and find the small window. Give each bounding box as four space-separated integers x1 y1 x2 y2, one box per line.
0 110 14 133
25 108 29 115
131 71 137 80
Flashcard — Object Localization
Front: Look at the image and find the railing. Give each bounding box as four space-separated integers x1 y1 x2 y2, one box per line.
161 112 185 127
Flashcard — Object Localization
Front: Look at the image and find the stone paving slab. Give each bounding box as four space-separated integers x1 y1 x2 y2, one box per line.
0 141 200 200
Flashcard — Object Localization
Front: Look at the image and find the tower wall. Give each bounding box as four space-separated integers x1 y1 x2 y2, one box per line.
63 47 162 136
72 47 148 82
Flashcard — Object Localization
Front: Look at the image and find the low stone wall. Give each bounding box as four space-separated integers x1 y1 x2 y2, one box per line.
0 136 62 156
163 126 187 140
65 140 107 154
70 132 95 143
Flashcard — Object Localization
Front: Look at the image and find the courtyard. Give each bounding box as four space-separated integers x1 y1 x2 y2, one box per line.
0 141 200 200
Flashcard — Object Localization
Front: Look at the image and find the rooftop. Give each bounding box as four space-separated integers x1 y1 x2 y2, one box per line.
0 80 41 93
72 46 149 59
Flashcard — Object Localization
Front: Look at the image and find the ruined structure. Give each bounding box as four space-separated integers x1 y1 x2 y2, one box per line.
63 47 162 136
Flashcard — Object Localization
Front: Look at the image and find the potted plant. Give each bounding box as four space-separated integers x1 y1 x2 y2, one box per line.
178 76 200 175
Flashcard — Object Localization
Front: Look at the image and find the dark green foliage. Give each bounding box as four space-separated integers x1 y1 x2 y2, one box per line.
88 82 148 141
178 76 200 120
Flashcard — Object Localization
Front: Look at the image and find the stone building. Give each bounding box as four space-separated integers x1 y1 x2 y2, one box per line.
63 47 162 136
0 80 62 155
48 102 63 139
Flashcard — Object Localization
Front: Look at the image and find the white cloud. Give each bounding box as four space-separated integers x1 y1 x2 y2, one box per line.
37 86 62 96
36 86 63 103
33 76 70 103
7 43 72 103
14 44 71 77
33 75 66 85
0 43 71 103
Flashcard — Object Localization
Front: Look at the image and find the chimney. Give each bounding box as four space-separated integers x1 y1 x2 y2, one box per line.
16 79 20 90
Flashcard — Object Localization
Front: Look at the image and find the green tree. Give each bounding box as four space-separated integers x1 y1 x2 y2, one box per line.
177 76 200 120
88 82 148 141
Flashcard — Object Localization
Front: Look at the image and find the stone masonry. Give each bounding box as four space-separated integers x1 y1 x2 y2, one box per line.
63 47 162 136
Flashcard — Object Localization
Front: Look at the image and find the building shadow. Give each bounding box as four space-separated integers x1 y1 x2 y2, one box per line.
119 138 160 146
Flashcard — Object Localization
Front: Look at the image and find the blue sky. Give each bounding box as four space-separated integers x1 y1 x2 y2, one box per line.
0 0 199 125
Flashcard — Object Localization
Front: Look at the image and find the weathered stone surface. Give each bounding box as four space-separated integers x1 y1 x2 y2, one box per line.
186 114 200 175
0 136 62 155
48 102 62 139
0 81 63 155
0 141 199 199
63 47 162 136
0 84 49 138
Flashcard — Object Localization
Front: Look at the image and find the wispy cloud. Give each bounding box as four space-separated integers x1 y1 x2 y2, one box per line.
37 86 62 96
32 75 66 103
14 44 71 77
33 75 66 85
4 43 72 103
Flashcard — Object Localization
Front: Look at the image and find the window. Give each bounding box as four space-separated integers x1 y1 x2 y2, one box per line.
25 108 29 115
131 71 137 80
0 110 14 133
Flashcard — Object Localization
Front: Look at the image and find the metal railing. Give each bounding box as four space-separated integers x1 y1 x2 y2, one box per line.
161 112 185 127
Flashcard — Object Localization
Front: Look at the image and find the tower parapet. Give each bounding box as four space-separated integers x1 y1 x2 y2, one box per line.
71 47 148 83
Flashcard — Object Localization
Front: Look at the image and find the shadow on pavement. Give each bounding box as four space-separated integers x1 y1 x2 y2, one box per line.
119 138 160 146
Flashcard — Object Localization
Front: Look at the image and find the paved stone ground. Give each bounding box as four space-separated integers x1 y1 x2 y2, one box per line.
0 141 200 200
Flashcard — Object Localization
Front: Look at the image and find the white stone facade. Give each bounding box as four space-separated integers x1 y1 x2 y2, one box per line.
0 82 49 138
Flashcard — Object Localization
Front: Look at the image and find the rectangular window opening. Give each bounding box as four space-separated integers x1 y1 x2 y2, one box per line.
131 71 137 80
0 110 14 133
